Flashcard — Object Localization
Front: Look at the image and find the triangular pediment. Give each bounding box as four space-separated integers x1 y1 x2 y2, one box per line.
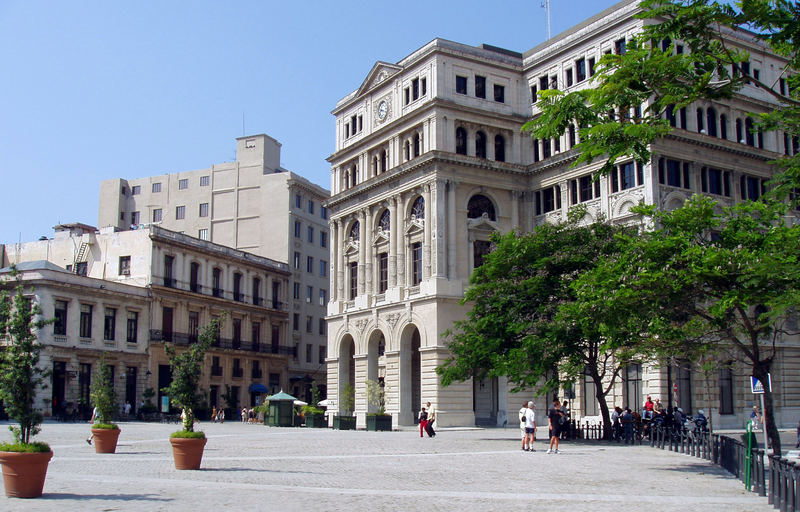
405 220 424 237
357 61 403 97
344 241 359 257
467 215 498 233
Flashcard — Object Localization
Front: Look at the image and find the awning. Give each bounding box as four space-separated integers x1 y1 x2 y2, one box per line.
248 383 268 393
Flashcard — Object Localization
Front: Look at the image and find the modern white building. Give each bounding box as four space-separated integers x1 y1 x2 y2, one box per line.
324 0 799 429
97 134 331 401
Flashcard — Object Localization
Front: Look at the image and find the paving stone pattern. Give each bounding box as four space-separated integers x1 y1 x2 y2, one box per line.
0 421 774 511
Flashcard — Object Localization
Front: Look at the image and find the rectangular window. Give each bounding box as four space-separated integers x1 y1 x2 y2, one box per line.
295 194 301 208
293 313 299 331
575 58 586 82
421 77 427 95
200 175 210 186
104 308 116 341
493 84 505 103
624 364 642 412
321 206 327 220
378 252 388 293
198 229 209 240
294 221 301 238
475 76 486 98
199 203 209 217
76 262 87 276
294 252 300 269
539 76 548 91
615 38 627 55
588 57 596 76
666 159 682 187
306 316 313 334
80 304 92 338
319 288 327 306
530 84 538 103
293 282 300 300
178 178 188 190
175 205 185 220
163 255 174 288
319 318 326 336
308 200 314 214
320 260 327 277
676 364 692 414
119 256 131 276
411 242 422 285
719 366 734 414
306 285 313 303
132 185 141 195
412 78 420 101
188 311 199 342
54 300 68 336
307 226 314 243
320 231 327 248
565 68 574 87
619 162 637 190
403 88 410 105
319 345 326 363
349 261 358 300
126 311 138 343
152 209 162 222
131 211 140 225
306 256 313 273
306 344 313 362
583 372 599 416
152 182 161 193
455 75 467 94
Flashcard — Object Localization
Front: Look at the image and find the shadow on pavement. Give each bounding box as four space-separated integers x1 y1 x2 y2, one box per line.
41 493 172 502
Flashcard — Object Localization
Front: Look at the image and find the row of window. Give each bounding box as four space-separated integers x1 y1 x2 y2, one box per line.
294 194 327 219
293 252 328 278
125 176 210 197
292 313 327 338
293 282 328 306
293 221 328 247
658 157 766 201
123 202 209 226
455 127 506 162
208 356 269 380
345 114 363 139
404 76 427 105
456 74 505 103
345 242 424 300
54 300 139 343
532 124 577 162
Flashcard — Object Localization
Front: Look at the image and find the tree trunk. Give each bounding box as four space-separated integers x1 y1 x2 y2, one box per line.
592 374 613 440
754 369 781 454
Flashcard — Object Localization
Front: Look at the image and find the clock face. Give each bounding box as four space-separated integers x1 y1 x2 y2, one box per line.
377 100 388 121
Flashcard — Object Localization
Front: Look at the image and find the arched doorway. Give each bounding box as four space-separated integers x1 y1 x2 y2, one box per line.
366 330 386 413
338 334 355 414
399 324 421 425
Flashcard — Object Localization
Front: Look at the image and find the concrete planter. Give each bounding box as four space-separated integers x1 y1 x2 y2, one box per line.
333 415 356 430
366 415 392 431
169 437 207 470
305 413 327 428
0 450 53 498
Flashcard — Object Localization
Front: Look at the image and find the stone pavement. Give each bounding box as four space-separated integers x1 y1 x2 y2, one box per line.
0 420 774 512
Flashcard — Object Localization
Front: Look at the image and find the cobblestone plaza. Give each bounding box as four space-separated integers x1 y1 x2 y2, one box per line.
0 421 774 511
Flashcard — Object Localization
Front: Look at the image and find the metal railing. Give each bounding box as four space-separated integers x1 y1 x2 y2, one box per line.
150 329 297 357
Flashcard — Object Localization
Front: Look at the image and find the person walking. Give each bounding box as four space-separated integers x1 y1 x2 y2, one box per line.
86 405 100 445
750 406 761 431
519 401 529 450
523 402 536 451
425 401 436 437
547 399 562 454
621 408 634 444
418 407 428 438
211 406 217 423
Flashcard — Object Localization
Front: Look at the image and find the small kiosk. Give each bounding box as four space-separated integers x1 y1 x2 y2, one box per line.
263 390 298 427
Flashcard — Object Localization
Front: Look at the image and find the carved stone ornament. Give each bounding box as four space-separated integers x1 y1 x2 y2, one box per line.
354 319 368 333
384 313 401 328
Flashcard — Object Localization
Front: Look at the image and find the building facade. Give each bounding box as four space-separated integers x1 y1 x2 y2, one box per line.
2 222 292 417
97 134 330 401
325 0 799 429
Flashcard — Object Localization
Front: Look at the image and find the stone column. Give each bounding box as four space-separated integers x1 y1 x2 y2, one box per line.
422 183 432 279
358 210 366 296
511 190 520 231
396 195 406 288
335 219 344 302
389 198 398 288
432 179 446 277
447 180 457 279
364 207 373 296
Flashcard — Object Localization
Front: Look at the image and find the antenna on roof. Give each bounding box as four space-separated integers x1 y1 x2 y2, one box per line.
541 0 551 40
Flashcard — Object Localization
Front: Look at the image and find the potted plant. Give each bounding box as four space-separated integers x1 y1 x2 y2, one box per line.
161 316 220 470
0 269 53 498
365 379 392 431
333 382 356 430
88 353 120 453
302 382 326 428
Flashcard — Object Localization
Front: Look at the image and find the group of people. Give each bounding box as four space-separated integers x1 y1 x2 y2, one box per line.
418 401 436 437
611 396 710 442
518 399 569 454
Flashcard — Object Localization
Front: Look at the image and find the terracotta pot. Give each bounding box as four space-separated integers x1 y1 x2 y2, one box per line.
169 437 207 470
0 450 53 498
92 427 121 454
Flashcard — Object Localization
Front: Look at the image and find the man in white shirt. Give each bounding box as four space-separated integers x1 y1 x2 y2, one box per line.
425 401 436 437
519 401 529 450
523 402 536 452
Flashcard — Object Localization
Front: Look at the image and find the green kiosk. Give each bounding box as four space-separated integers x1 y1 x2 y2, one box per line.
263 391 298 427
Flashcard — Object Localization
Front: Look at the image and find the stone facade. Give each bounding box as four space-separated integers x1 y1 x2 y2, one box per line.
325 0 799 429
97 134 330 401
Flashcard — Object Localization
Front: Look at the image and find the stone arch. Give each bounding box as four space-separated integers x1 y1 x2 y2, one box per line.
338 333 356 414
615 200 637 218
466 192 498 221
366 329 386 413
663 191 689 212
397 323 422 426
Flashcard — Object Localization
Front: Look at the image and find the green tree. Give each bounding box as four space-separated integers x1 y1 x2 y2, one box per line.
162 316 222 434
89 353 117 427
437 215 645 438
0 269 50 448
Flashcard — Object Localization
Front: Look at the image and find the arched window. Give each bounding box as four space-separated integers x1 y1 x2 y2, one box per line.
467 194 496 221
568 124 576 147
378 210 390 232
455 127 467 155
745 118 755 146
706 107 718 137
404 140 410 161
720 114 728 139
372 156 378 176
413 133 421 157
380 150 387 172
696 108 705 133
411 196 425 219
736 118 744 143
494 134 505 162
475 131 487 159
349 221 360 241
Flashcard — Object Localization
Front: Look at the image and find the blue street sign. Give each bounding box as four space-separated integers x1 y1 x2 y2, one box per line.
750 374 772 394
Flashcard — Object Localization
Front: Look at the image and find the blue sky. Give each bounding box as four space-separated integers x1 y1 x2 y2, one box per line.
0 0 621 244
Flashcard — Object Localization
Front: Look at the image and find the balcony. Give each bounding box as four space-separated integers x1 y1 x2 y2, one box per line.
211 366 223 377
163 277 175 288
251 369 263 379
212 287 224 298
190 282 202 294
232 368 243 378
233 291 244 302
150 330 296 356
